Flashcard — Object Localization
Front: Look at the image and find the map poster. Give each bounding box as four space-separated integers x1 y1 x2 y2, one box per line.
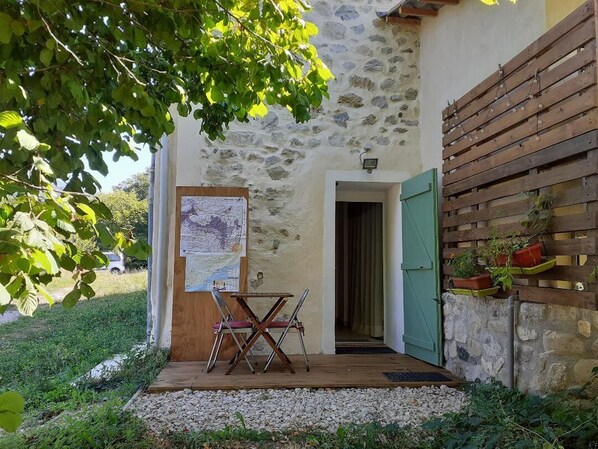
185 253 241 292
179 196 247 257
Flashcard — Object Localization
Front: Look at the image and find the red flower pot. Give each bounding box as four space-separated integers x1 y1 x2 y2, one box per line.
512 243 543 267
451 274 493 290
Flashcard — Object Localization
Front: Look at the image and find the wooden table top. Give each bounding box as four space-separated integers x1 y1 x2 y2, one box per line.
231 292 293 298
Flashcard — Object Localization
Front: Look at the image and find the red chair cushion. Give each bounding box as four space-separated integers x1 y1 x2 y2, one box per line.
267 321 290 328
213 320 253 330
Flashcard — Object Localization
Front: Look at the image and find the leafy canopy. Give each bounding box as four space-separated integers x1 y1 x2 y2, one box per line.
0 0 331 317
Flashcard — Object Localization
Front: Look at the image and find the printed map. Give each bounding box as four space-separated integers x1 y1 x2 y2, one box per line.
185 253 241 292
180 196 247 256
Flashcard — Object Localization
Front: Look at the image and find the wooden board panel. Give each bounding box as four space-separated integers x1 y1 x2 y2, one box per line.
443 87 597 167
171 186 249 362
443 51 596 146
442 1 594 125
443 212 597 243
443 179 598 228
440 1 598 311
443 113 597 177
444 130 598 196
443 157 597 213
148 354 463 392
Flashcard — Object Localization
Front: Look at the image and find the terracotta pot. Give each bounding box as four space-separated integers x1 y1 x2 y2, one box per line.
452 273 493 290
512 243 543 267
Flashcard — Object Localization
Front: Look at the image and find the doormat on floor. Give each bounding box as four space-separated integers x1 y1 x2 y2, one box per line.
335 346 397 354
383 372 452 382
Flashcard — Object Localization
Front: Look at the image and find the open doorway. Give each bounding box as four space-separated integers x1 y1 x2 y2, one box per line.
335 200 394 354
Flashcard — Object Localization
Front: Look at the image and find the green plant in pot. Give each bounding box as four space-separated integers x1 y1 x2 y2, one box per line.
478 230 524 291
513 191 554 267
449 249 493 290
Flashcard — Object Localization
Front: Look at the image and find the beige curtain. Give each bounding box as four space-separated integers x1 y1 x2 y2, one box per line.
335 202 384 338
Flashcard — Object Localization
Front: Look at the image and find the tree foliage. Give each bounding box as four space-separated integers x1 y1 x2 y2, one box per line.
99 190 149 269
0 0 331 317
0 1 330 431
114 168 150 201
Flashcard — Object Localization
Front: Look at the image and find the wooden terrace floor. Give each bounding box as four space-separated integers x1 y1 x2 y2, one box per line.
148 354 462 392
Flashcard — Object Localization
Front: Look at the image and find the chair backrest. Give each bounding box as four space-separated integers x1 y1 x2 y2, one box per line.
288 289 309 324
211 289 235 322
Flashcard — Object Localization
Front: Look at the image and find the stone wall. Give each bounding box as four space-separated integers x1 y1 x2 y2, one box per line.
443 292 598 396
172 0 421 353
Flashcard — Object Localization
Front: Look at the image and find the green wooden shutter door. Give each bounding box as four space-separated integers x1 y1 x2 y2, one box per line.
400 169 442 366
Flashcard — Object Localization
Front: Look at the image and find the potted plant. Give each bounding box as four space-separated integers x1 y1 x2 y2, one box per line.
449 249 493 290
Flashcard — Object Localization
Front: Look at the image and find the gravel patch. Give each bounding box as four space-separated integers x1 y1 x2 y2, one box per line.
131 386 468 433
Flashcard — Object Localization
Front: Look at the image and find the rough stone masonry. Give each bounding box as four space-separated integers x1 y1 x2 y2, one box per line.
443 293 598 396
176 0 422 353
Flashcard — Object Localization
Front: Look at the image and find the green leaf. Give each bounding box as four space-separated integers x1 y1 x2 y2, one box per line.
16 290 38 316
62 287 81 308
81 270 96 284
0 283 10 306
80 282 95 298
96 223 115 248
79 254 97 270
0 391 24 433
16 129 40 151
56 219 76 234
11 20 25 36
76 203 96 223
31 249 59 274
39 48 54 67
0 13 12 44
35 283 54 306
0 111 23 129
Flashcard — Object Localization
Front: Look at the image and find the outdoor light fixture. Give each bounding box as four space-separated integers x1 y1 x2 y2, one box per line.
362 158 378 173
359 144 378 174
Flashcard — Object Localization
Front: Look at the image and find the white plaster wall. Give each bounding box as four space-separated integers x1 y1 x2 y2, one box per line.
385 183 404 353
419 0 548 173
170 0 423 356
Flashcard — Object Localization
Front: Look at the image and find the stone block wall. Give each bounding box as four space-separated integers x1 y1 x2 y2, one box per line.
443 292 598 396
173 1 422 353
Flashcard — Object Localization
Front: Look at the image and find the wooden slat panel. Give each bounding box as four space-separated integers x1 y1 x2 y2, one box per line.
442 1 594 123
443 85 597 165
444 113 596 182
443 211 598 243
443 179 598 228
443 157 597 213
442 50 596 145
443 130 598 197
511 286 597 309
441 1 598 311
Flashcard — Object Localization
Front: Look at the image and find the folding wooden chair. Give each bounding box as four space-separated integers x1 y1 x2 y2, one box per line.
264 289 309 372
207 289 255 373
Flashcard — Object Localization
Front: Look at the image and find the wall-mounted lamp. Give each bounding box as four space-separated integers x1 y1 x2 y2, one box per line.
362 158 378 173
359 145 378 174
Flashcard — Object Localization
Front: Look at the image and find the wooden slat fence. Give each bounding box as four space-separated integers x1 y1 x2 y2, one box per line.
441 0 598 311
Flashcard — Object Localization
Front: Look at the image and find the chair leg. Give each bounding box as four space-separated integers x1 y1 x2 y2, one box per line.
229 332 255 374
207 333 223 373
298 331 309 372
264 329 290 373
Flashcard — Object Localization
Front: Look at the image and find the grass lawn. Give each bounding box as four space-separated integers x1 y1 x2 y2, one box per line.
0 270 597 449
0 270 166 427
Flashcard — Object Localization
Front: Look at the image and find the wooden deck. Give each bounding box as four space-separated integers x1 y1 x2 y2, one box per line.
148 354 463 392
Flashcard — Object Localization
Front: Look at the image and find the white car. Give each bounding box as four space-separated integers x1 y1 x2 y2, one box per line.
102 252 125 274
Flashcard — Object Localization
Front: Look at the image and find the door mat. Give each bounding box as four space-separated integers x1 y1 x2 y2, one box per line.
383 372 452 382
335 346 397 354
